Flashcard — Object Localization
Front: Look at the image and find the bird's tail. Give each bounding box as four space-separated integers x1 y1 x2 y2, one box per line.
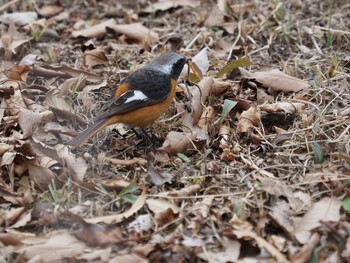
69 118 111 147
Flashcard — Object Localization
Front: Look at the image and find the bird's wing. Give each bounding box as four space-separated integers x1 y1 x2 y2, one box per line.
94 69 172 121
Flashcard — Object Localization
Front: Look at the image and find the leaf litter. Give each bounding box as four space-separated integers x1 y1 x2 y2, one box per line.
1 0 350 262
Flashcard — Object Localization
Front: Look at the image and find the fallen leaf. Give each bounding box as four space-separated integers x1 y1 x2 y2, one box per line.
0 12 38 26
242 68 310 92
146 198 180 227
37 4 64 17
230 3 256 14
294 197 342 244
74 223 123 246
109 23 159 44
83 49 108 68
4 65 30 81
198 237 241 263
216 57 251 78
236 105 260 133
85 186 146 224
143 0 199 12
71 19 117 38
128 214 154 233
291 233 320 263
233 228 289 262
160 131 197 154
258 102 306 114
16 231 86 262
109 253 148 263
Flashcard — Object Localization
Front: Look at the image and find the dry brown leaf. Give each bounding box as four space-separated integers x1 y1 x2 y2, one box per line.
143 0 199 12
236 105 260 133
212 79 231 95
243 69 310 92
37 4 64 17
291 233 320 263
109 23 159 44
4 65 30 81
71 18 117 38
258 102 306 114
32 64 102 82
160 131 197 154
0 207 24 227
16 231 86 262
77 247 111 262
128 214 154 233
294 197 342 244
198 237 241 263
27 164 60 191
147 160 174 185
85 186 146 224
0 12 38 26
230 3 256 14
6 89 27 116
83 49 108 68
146 198 180 226
342 237 350 258
106 157 147 167
74 223 123 246
192 197 213 218
0 233 23 246
109 253 148 263
233 228 289 262
58 76 87 96
9 209 32 228
19 108 54 138
168 184 201 197
256 88 274 104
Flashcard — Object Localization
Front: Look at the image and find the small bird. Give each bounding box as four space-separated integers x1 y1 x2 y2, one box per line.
69 52 189 147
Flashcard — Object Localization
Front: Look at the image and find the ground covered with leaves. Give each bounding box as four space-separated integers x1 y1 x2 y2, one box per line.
0 0 350 262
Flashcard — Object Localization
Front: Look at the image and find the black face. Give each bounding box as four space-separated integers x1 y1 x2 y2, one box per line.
170 57 188 80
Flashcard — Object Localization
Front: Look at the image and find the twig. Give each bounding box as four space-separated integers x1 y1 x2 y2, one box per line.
227 20 242 61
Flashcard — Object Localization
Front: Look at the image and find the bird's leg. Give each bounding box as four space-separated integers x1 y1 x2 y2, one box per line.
141 128 157 145
131 128 143 139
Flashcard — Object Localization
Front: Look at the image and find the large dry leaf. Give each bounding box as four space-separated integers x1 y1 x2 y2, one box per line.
236 105 260 133
19 108 54 138
109 253 148 263
109 23 159 44
83 49 108 68
0 12 38 26
233 228 289 262
71 19 116 38
160 131 197 154
258 102 306 114
16 231 86 262
74 223 123 246
241 68 310 92
143 0 199 12
85 186 146 224
294 197 342 244
198 238 241 263
146 198 180 226
37 4 64 17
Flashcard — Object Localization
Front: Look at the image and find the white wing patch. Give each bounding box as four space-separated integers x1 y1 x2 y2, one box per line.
125 90 148 103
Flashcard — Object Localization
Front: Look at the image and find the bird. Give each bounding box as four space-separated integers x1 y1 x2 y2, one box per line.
69 52 189 147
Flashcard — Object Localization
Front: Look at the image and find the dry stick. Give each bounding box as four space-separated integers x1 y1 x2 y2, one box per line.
227 20 242 61
185 32 202 51
146 191 248 199
315 26 350 35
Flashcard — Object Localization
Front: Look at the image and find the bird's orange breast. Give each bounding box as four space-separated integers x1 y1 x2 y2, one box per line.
109 79 177 128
